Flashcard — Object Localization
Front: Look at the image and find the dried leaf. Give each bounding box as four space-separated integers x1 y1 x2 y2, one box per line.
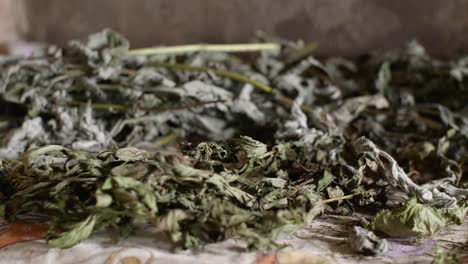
372 198 467 237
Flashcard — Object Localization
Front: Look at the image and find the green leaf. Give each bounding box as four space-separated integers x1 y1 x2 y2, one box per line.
112 176 157 212
158 209 189 242
372 198 467 237
114 147 151 162
432 247 461 264
237 136 267 159
317 171 335 192
207 174 254 206
47 215 97 248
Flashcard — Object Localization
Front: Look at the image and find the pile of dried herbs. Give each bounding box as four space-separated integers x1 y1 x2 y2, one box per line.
0 30 466 251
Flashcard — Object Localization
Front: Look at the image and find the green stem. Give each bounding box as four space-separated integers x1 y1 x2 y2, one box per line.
153 133 178 146
321 194 356 204
66 99 224 113
66 101 130 111
145 61 315 112
145 61 274 94
284 42 318 67
129 43 280 56
321 190 372 204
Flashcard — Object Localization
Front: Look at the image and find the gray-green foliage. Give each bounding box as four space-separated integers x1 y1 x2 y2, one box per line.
432 247 462 264
349 226 388 256
0 30 467 250
0 135 355 249
371 198 467 237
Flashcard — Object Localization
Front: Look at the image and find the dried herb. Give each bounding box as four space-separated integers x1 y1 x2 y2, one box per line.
432 247 461 264
371 198 467 237
348 226 388 256
0 139 351 249
0 30 467 251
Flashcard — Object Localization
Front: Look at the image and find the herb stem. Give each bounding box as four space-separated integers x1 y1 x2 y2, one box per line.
153 133 178 146
129 43 280 56
321 194 356 204
283 42 318 69
65 99 225 113
257 150 277 160
139 99 226 112
321 190 370 204
146 61 274 93
66 101 130 111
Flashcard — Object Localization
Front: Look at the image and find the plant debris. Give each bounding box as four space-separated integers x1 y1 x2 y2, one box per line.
431 247 461 264
371 197 467 237
0 30 467 251
348 226 388 256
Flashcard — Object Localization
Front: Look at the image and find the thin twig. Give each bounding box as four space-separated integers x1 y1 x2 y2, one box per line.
321 190 372 204
129 43 280 56
65 99 225 113
153 133 178 147
321 193 356 204
295 232 347 241
139 99 226 112
66 101 130 111
258 150 277 159
146 61 274 93
274 93 313 113
284 42 319 68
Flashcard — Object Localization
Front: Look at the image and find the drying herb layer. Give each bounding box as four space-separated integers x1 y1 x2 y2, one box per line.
0 30 467 251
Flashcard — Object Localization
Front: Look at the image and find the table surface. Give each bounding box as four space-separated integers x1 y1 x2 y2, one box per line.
0 215 466 264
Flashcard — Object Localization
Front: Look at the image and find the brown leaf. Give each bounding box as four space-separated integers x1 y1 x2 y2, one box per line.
0 221 49 248
253 252 277 264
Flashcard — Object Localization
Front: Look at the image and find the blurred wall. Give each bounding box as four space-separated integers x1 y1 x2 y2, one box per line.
7 0 468 57
0 0 26 43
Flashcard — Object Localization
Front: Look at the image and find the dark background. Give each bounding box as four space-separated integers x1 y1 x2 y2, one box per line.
5 0 468 57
